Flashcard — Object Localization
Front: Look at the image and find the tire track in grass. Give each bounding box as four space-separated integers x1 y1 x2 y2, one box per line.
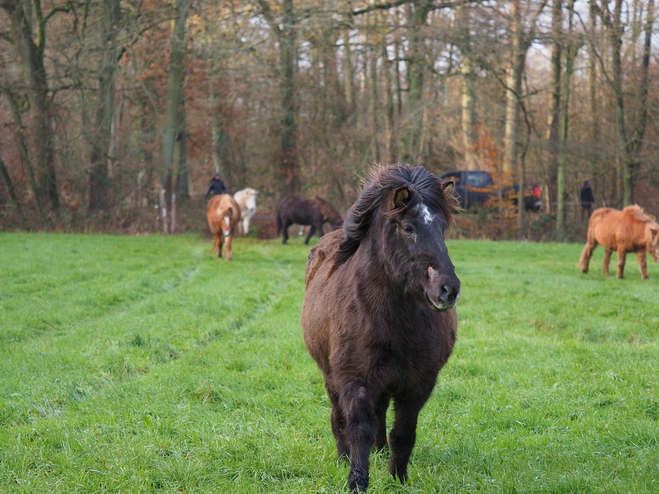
0 236 204 347
0 240 305 429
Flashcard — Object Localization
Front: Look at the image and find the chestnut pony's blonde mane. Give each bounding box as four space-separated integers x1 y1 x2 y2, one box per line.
624 205 656 223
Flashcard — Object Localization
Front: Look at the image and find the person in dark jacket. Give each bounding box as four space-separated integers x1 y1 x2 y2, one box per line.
206 173 227 199
579 180 595 220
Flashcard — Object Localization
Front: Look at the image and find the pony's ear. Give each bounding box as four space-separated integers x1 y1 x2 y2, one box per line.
393 186 411 208
442 180 455 198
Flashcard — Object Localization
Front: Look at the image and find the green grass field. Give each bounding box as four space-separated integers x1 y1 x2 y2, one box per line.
1 233 658 493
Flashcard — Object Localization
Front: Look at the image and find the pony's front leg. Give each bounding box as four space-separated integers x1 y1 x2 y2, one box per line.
225 234 233 261
304 226 316 245
340 382 376 493
282 220 292 244
243 217 250 236
388 385 433 484
636 249 648 279
603 249 612 275
616 248 626 278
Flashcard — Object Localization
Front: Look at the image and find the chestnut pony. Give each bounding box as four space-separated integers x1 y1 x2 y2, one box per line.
301 165 460 493
206 194 241 261
276 195 342 244
578 205 659 279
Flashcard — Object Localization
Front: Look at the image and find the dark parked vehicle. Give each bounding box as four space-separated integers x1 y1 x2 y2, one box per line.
439 170 541 211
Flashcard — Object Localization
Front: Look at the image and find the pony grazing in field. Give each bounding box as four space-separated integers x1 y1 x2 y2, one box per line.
206 194 241 261
233 187 259 235
276 195 342 244
578 205 659 279
301 164 460 493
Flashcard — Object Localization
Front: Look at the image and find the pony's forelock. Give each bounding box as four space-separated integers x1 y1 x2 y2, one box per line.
332 164 455 270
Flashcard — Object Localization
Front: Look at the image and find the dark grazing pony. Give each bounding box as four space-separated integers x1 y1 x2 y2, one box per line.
276 195 342 244
301 164 460 493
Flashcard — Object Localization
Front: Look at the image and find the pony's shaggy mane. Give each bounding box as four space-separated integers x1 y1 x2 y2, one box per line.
309 197 342 225
623 205 656 223
333 164 457 270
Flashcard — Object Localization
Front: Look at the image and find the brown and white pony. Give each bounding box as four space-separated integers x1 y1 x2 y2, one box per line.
578 205 659 279
206 194 241 261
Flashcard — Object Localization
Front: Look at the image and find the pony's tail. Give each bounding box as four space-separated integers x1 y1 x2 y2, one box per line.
276 210 282 234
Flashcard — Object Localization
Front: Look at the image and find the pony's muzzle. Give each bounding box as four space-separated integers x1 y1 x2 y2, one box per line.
427 267 460 311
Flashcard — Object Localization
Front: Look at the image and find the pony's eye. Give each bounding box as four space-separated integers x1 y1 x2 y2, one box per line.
402 225 415 235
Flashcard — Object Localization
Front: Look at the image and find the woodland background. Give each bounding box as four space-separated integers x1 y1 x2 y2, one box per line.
0 0 657 240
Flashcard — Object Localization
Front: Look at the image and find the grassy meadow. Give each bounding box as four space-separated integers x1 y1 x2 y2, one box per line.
1 232 658 493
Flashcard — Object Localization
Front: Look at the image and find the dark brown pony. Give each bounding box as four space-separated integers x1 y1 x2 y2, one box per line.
301 164 460 493
578 205 659 279
276 195 342 244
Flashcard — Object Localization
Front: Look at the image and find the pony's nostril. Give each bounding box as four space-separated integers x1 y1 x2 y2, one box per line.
439 285 450 302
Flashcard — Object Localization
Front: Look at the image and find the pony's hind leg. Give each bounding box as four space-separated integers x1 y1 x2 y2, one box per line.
340 382 376 493
218 234 225 259
213 233 222 258
388 385 434 484
616 248 626 278
304 226 316 245
373 394 391 452
326 385 350 463
578 240 597 273
636 249 648 279
603 249 613 275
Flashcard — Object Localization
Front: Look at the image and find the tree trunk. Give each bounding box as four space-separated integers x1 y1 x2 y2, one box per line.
556 44 577 238
161 0 189 234
89 0 122 212
546 0 562 213
608 0 633 205
4 90 39 204
394 19 403 118
368 19 379 163
588 0 599 184
279 0 299 197
457 4 478 170
403 2 429 163
4 0 60 210
631 0 653 152
342 27 354 111
383 46 396 164
502 0 525 174
0 156 22 212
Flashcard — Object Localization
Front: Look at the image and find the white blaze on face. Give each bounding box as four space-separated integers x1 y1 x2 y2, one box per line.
223 216 231 236
420 204 434 224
